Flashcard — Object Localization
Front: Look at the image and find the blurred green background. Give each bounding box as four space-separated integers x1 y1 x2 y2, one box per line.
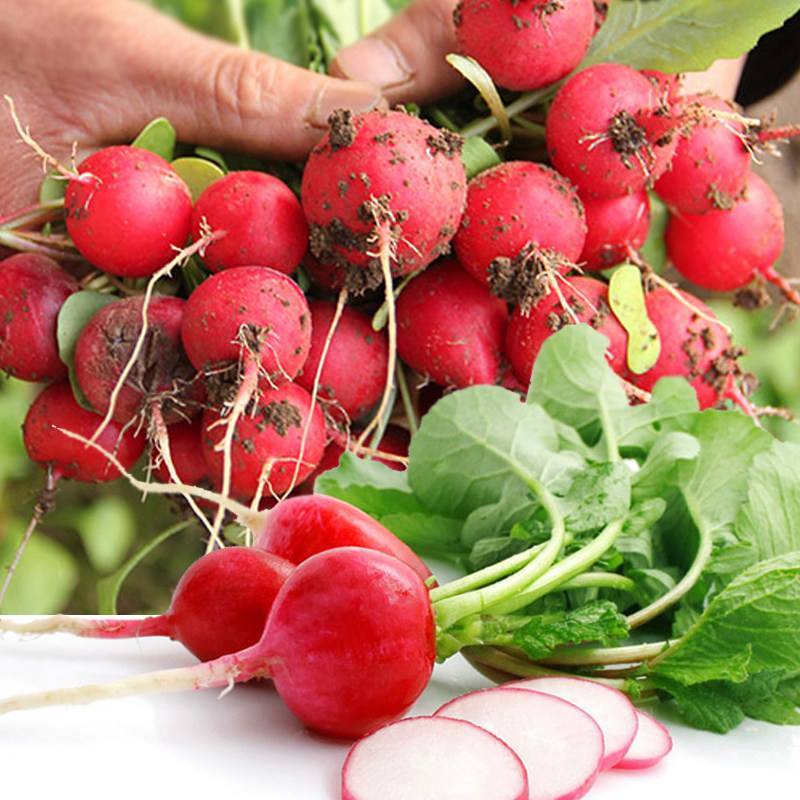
1 0 798 614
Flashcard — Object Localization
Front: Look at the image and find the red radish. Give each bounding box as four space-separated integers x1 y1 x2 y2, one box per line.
342 716 529 800
579 191 650 271
151 417 207 486
201 382 326 501
0 548 437 740
296 300 388 421
665 173 793 301
191 171 308 275
512 676 638 770
436 687 604 800
181 266 311 385
0 253 77 382
65 146 193 277
454 0 595 92
303 254 348 293
397 259 509 388
75 295 202 425
632 287 739 410
254 494 432 582
302 109 467 288
655 95 750 215
506 276 629 388
546 64 678 199
1 548 294 662
453 162 587 301
642 70 682 102
23 382 144 482
615 710 673 770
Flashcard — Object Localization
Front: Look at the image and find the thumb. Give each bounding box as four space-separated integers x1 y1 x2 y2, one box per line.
330 0 463 106
101 4 387 160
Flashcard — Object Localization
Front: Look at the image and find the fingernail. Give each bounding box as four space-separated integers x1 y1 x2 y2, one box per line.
306 82 387 129
331 37 413 90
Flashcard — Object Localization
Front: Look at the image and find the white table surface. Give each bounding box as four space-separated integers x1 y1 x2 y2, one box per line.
1 618 798 800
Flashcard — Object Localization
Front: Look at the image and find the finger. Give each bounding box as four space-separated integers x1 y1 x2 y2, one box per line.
89 4 387 161
330 0 463 106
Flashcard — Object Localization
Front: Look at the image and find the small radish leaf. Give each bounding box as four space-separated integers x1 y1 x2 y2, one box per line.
171 156 226 201
609 264 661 375
57 291 117 411
96 520 192 614
461 136 501 179
640 193 668 273
193 146 229 172
131 116 176 161
585 0 800 74
38 172 66 204
446 54 512 143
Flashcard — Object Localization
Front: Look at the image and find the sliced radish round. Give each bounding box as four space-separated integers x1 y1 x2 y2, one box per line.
615 709 673 770
435 687 603 800
512 676 638 770
342 716 529 800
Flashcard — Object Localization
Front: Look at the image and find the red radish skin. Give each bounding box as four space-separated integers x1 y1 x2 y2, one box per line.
454 0 595 92
296 300 388 421
0 253 78 381
342 716 529 800
506 277 629 388
655 95 750 215
201 382 326 501
512 676 639 770
75 296 202 425
436 687 604 800
151 417 208 486
303 254 348 293
2 548 294 662
642 70 682 102
397 259 509 388
191 171 308 275
23 382 144 482
665 173 786 294
181 266 311 385
0 548 436 741
454 162 587 289
615 710 673 770
546 64 678 199
579 191 650 271
632 288 736 410
302 109 467 288
65 146 193 278
254 494 432 583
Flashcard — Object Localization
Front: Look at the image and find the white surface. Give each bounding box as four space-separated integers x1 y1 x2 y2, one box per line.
1 619 799 800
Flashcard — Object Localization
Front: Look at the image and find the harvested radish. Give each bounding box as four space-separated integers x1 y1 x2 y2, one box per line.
579 191 650 271
302 109 467 289
201 382 326 501
0 253 78 382
181 266 311 385
191 171 308 275
342 716 529 800
436 687 603 800
547 64 678 199
615 709 673 770
453 162 586 305
23 382 144 483
75 295 202 425
397 259 509 388
0 547 436 740
454 0 595 92
0 547 294 662
65 146 193 277
254 494 432 582
151 417 207 486
512 676 638 770
506 276 629 388
295 300 388 421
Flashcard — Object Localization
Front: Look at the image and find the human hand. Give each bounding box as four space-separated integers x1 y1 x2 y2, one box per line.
0 0 384 214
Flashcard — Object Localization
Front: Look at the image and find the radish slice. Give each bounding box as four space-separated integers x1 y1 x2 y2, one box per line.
512 676 638 770
435 687 603 800
342 716 529 800
615 710 673 770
